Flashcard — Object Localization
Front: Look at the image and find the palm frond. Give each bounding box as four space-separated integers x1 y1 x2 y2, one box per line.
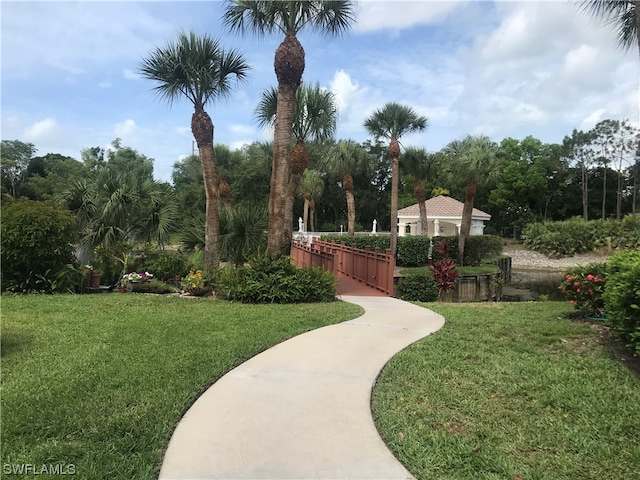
579 0 637 51
364 102 429 143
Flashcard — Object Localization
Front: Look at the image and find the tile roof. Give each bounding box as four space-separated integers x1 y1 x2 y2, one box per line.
398 195 491 219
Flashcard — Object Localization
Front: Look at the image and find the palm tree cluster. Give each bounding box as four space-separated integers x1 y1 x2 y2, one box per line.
131 0 638 272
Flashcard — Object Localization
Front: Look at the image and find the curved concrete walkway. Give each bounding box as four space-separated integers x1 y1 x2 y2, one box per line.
159 296 445 480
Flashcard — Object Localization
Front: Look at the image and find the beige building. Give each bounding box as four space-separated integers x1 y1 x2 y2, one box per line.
397 195 491 237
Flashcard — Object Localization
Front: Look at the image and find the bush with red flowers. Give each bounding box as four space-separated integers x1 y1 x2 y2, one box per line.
559 263 608 317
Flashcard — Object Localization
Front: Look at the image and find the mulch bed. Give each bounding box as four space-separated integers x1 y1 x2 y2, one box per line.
566 312 640 380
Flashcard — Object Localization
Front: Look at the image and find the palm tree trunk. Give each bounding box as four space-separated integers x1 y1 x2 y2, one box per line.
283 140 309 246
346 189 356 236
303 198 310 233
309 199 316 232
191 107 219 273
415 181 428 235
458 180 476 266
269 32 305 258
390 156 399 257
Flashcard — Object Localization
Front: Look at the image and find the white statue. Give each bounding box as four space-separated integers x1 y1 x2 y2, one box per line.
372 219 377 233
298 217 304 232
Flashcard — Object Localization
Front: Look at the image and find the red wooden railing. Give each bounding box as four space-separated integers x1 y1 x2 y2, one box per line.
290 239 395 296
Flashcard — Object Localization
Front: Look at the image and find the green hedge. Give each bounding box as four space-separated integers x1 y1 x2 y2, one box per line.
431 235 503 266
397 274 438 302
1 200 78 293
320 235 431 267
603 248 640 355
522 217 640 256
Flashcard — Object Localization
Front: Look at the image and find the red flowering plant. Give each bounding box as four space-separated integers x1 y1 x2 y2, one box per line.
559 263 607 317
430 240 459 298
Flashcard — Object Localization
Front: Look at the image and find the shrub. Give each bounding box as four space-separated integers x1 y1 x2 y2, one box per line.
430 258 459 297
397 274 438 302
1 200 77 293
603 248 640 355
397 236 431 267
522 217 640 256
559 263 608 317
216 254 336 303
133 251 188 281
464 235 503 266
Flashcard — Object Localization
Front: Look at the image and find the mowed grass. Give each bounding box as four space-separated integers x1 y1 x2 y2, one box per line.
1 294 363 479
372 302 640 480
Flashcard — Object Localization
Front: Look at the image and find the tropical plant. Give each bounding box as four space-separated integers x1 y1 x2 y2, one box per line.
579 0 639 55
325 140 374 235
220 203 268 266
223 0 356 257
255 82 337 241
442 134 499 265
364 102 428 257
298 169 324 232
139 31 250 273
63 165 178 250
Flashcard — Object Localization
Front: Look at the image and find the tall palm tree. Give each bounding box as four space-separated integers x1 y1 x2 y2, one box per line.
223 0 356 257
579 0 639 56
139 31 250 273
255 82 337 242
443 135 499 265
325 140 373 236
364 103 428 256
298 168 324 232
401 146 432 236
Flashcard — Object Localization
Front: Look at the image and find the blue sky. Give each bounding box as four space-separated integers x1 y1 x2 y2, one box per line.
2 1 638 183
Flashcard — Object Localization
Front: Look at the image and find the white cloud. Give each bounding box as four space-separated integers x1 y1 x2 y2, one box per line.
354 1 462 33
98 81 113 88
23 118 59 143
2 115 22 130
115 119 137 139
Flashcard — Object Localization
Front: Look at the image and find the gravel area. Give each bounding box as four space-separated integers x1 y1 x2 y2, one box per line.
506 247 610 270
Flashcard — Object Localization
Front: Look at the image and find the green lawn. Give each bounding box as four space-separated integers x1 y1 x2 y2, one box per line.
1 294 363 479
372 302 640 480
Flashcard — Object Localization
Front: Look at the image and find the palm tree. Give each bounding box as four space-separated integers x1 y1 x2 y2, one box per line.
139 31 250 273
223 0 356 257
255 82 337 242
579 0 639 56
325 140 373 236
364 103 428 256
443 135 499 265
298 169 324 232
401 146 432 236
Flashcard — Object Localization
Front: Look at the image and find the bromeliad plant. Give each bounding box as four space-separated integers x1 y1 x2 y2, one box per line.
559 263 607 318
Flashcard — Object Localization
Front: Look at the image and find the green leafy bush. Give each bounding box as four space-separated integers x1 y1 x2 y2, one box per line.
1 200 78 293
397 236 431 267
397 274 438 302
522 217 640 256
464 235 503 266
216 254 336 303
133 251 188 282
559 263 608 316
603 248 640 355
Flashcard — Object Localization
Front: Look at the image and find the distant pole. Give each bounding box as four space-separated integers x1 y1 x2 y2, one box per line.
192 140 195 156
